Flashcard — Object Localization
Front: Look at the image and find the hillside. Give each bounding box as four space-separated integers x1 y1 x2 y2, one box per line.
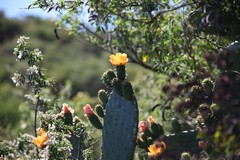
0 11 150 140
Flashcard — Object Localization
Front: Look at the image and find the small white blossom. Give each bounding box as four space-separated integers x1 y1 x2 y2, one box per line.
17 51 23 60
12 73 23 87
27 65 39 75
13 47 18 55
34 49 42 57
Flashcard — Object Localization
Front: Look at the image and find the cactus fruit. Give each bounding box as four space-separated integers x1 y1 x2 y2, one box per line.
180 152 191 160
198 104 212 119
116 65 126 81
122 81 135 101
84 104 103 129
98 89 109 105
102 90 138 160
190 85 205 101
210 103 219 112
61 103 74 125
202 78 213 94
95 104 105 118
101 69 116 88
147 116 164 139
150 123 164 139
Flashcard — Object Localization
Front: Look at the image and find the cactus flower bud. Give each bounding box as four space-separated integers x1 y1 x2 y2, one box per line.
61 103 74 114
198 140 207 150
181 152 191 160
148 116 155 125
84 104 94 118
138 121 148 132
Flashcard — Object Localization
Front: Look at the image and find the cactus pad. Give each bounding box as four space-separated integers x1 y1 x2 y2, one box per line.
102 90 138 160
164 130 200 158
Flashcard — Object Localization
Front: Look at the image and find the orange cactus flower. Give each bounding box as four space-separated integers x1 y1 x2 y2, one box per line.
109 53 128 66
148 141 166 158
148 116 155 125
33 128 48 149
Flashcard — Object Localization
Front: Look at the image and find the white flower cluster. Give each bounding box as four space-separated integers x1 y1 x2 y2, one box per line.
13 36 29 61
27 65 39 76
12 73 24 87
17 36 29 45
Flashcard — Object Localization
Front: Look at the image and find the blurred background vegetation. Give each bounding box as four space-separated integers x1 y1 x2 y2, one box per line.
0 11 167 142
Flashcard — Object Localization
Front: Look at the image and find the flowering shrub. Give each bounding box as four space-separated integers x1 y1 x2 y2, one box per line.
0 36 94 159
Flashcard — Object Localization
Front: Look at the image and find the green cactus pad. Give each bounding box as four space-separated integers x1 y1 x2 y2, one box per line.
137 139 148 149
95 104 105 118
164 130 201 157
171 118 181 133
98 89 109 105
112 78 123 96
101 69 116 88
64 112 73 126
89 114 103 129
150 123 164 139
122 81 135 101
116 65 126 81
102 90 138 160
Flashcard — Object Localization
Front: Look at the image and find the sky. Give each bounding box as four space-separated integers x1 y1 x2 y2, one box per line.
0 0 58 19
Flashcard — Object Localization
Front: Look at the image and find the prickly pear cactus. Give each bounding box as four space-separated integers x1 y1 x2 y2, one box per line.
102 90 138 160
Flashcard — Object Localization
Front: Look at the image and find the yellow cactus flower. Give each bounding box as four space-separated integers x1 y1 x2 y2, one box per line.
34 128 48 149
148 141 166 158
109 53 128 66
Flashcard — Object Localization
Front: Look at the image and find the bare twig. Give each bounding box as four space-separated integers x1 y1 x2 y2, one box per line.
147 2 196 24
